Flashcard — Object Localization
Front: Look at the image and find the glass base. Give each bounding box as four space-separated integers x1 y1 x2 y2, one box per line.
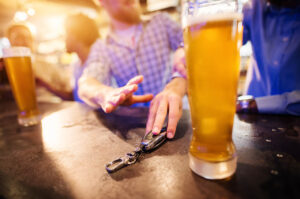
18 114 41 127
189 153 237 180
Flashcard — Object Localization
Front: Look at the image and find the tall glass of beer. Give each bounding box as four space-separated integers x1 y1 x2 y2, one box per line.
3 47 41 126
182 0 243 179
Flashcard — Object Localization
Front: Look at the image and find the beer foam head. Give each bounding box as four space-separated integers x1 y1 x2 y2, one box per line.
2 47 31 58
182 0 243 29
182 12 243 29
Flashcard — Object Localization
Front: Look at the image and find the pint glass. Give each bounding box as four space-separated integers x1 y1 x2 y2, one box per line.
3 47 41 126
182 0 243 179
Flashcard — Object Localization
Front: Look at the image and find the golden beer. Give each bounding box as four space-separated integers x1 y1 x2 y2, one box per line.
183 8 243 178
3 47 40 126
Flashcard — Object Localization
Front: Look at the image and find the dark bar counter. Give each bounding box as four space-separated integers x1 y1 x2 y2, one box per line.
0 99 299 199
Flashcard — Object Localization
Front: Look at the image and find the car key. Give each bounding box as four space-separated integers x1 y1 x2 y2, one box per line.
105 127 167 173
140 127 167 152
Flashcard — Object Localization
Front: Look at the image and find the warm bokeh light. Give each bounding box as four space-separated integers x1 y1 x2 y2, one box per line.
14 11 28 22
26 22 37 36
27 8 36 16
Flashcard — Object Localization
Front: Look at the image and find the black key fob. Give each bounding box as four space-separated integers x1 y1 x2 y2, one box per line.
105 127 168 173
141 127 167 152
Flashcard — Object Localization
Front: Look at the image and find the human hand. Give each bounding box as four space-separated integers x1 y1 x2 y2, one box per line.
146 78 187 139
173 48 187 78
96 75 153 113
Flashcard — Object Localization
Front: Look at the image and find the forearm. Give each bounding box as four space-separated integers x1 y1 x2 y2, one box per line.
78 76 111 108
48 87 73 101
255 90 300 116
36 78 73 100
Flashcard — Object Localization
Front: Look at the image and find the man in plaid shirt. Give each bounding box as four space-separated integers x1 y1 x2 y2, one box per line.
79 0 187 139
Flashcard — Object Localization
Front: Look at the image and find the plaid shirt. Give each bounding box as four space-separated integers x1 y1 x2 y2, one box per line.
82 12 183 106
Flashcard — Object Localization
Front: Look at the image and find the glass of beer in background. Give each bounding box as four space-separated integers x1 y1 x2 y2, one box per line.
182 0 243 179
3 47 41 126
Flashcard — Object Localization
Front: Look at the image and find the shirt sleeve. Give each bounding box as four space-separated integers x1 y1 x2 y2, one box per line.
242 0 253 45
159 12 184 51
80 41 112 86
255 90 300 116
156 13 185 79
82 60 111 86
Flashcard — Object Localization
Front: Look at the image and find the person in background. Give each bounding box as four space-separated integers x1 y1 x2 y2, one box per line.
1 23 34 77
236 0 300 116
6 23 34 50
3 14 100 102
35 14 101 101
78 0 187 139
64 13 100 102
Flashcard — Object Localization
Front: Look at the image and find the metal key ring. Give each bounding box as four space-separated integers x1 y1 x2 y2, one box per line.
105 157 127 173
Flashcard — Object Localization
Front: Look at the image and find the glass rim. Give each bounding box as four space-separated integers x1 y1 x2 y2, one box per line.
181 0 243 28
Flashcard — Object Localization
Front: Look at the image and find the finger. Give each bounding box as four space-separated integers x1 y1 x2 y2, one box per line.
105 93 125 113
122 94 154 106
126 75 144 85
152 99 168 135
146 100 159 133
104 103 114 113
116 92 131 106
108 94 125 106
116 84 137 96
131 94 153 104
167 99 182 139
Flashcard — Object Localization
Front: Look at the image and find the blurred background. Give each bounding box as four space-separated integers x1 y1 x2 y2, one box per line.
0 0 251 96
0 0 183 64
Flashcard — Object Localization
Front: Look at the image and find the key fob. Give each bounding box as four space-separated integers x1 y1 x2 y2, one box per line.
141 127 167 152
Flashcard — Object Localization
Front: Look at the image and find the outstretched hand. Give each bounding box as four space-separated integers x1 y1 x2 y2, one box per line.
96 75 153 113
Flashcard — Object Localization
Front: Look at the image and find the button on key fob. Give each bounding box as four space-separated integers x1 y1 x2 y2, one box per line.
141 127 167 152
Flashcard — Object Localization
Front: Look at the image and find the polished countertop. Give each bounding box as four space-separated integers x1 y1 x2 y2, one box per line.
0 100 299 199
